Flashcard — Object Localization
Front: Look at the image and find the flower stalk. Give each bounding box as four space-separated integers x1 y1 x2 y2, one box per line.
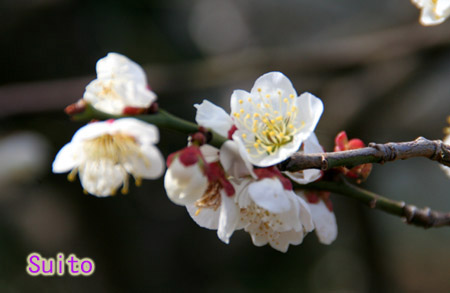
71 103 228 147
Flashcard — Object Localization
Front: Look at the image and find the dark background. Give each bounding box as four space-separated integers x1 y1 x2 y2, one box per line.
1 0 450 292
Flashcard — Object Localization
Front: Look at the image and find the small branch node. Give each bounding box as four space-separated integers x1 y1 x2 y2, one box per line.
404 205 417 223
321 154 329 171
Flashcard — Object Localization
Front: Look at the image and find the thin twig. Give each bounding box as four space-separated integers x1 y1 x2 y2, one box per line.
283 137 450 171
297 178 450 228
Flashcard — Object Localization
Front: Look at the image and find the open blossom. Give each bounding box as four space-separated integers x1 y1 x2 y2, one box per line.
195 71 323 167
165 142 241 243
297 190 337 245
412 0 450 25
235 168 314 252
52 118 164 197
83 52 157 115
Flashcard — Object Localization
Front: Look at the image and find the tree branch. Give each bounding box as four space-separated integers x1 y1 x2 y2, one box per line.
297 178 450 228
283 137 450 172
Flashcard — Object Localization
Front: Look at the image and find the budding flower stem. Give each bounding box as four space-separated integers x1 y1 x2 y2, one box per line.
71 104 227 148
297 178 450 229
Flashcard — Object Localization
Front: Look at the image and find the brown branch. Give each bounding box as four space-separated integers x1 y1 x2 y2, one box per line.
300 178 450 228
283 136 450 172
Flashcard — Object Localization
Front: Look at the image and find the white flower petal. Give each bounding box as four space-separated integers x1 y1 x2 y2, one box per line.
199 144 219 163
250 71 297 98
296 195 314 232
217 191 240 244
247 178 291 213
219 140 255 178
112 118 159 144
269 229 304 253
186 203 220 230
194 100 234 138
52 142 81 173
79 160 126 197
96 52 148 85
164 159 208 205
124 145 165 179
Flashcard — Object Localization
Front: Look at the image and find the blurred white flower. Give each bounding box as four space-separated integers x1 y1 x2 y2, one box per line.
412 0 450 26
83 52 157 115
296 191 338 245
52 118 164 197
235 168 314 252
0 132 49 187
195 72 323 167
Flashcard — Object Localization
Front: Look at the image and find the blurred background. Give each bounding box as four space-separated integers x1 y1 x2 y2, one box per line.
1 0 450 292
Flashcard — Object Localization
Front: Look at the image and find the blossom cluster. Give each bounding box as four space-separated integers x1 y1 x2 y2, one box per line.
165 71 337 251
53 53 164 196
54 53 342 252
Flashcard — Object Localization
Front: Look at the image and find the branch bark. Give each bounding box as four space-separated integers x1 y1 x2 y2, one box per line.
283 137 450 171
298 178 450 228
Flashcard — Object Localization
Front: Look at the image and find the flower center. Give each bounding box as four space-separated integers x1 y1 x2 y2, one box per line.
83 133 142 163
194 181 222 215
240 203 285 245
233 89 305 156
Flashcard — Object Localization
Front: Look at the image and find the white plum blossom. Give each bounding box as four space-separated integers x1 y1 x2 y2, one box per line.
296 191 338 245
235 174 314 253
195 72 323 167
164 144 218 206
412 0 450 25
83 52 157 115
52 118 164 197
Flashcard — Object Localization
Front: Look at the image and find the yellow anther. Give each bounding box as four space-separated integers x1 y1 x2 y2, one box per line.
195 209 202 216
240 109 244 114
253 142 259 148
270 119 275 124
291 106 297 112
253 113 260 118
242 133 247 139
265 94 270 98
266 146 273 152
248 97 252 102
287 112 292 116
262 118 268 124
233 113 240 118
288 124 294 129
256 139 261 144
264 113 270 117
257 104 261 108
289 94 294 98
245 114 250 119
277 90 281 95
283 98 288 103
269 131 276 136
135 177 142 186
276 116 283 121
258 88 262 92
239 99 243 104
247 148 251 153
265 103 270 108
274 111 279 114
252 127 257 133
